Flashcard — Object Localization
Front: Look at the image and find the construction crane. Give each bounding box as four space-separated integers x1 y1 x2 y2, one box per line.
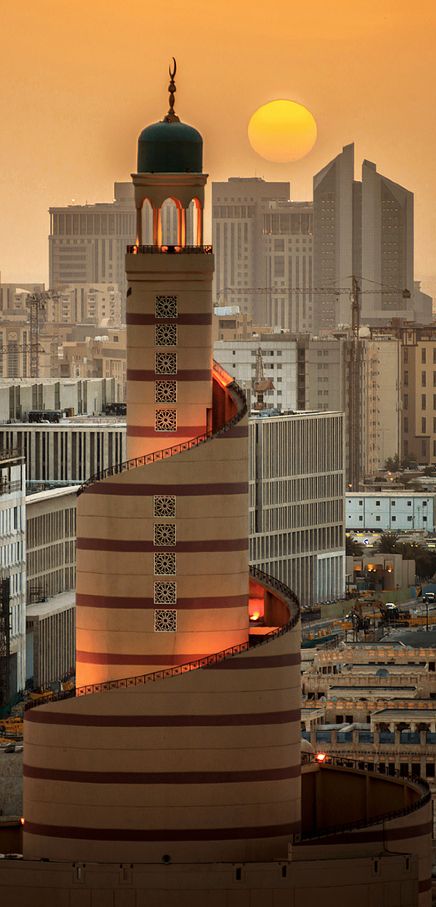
252 347 274 410
216 278 411 489
0 343 45 379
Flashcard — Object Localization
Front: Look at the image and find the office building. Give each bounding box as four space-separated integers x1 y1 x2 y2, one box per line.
214 334 298 411
26 486 77 601
249 410 345 605
0 419 126 483
1 67 432 907
313 144 431 332
49 182 136 298
0 451 26 699
263 200 313 332
212 176 290 319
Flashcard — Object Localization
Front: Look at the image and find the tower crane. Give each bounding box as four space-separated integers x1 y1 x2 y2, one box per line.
216 279 411 489
15 289 60 378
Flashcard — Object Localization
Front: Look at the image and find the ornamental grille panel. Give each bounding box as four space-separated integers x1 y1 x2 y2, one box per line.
155 295 178 319
155 381 177 403
154 552 176 575
154 582 177 605
155 409 177 432
154 608 177 632
153 495 176 518
155 352 177 375
155 323 177 347
153 523 176 547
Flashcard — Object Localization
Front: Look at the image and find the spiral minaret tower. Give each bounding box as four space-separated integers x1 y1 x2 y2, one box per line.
22 65 301 864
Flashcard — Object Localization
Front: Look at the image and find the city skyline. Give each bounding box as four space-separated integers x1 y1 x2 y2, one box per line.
1 0 436 292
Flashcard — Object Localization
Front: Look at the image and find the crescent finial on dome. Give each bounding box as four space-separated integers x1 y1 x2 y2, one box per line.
165 57 180 123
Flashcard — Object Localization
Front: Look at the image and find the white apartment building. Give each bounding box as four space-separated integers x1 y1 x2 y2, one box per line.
347 492 436 532
50 283 123 327
249 411 345 606
214 336 298 412
0 451 26 698
26 486 77 601
0 420 126 483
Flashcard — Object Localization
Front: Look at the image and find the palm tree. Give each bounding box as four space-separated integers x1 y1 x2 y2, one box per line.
346 536 364 556
374 532 399 554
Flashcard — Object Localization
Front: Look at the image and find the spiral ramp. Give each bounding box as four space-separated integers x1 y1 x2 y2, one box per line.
23 366 302 864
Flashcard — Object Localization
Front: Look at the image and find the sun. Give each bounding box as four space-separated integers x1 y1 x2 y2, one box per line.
248 99 317 163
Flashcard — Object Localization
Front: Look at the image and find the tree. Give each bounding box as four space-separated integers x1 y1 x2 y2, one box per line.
346 536 364 556
385 455 400 473
374 532 399 554
396 542 436 580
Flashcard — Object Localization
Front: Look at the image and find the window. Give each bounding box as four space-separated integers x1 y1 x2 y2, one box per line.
154 552 176 575
422 417 427 433
155 295 178 319
153 496 176 518
404 372 408 386
392 515 396 521
154 582 177 605
154 608 177 632
155 323 177 346
155 381 177 403
154 524 176 547
404 394 408 409
422 371 427 387
408 501 412 506
155 409 177 432
422 394 427 410
376 515 380 522
433 349 436 364
422 348 427 364
155 352 177 375
376 500 380 506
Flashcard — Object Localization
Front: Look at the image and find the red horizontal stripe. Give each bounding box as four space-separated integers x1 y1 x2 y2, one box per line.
24 820 300 842
86 482 248 496
127 313 212 325
23 763 299 785
25 708 299 728
210 653 300 670
127 369 211 381
76 593 247 610
76 651 210 666
77 537 248 553
127 425 206 438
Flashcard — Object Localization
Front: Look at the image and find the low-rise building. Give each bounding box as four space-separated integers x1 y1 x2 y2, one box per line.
0 376 120 421
26 590 75 689
346 552 415 593
347 492 435 532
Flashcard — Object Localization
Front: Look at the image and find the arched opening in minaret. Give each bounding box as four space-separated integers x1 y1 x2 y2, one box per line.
191 197 204 246
141 199 153 245
161 198 184 247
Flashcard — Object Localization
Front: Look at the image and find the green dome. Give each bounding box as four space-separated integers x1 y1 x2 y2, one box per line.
137 119 203 173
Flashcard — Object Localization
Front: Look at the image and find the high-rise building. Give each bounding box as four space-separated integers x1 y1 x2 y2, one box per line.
3 67 433 907
212 176 290 319
49 183 136 298
313 144 431 332
263 200 313 332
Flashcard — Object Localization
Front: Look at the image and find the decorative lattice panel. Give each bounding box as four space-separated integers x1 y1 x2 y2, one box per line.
155 381 177 403
155 409 177 432
155 352 177 375
154 608 177 632
154 552 176 575
153 495 176 518
155 323 177 347
154 582 177 605
153 523 176 547
155 295 178 319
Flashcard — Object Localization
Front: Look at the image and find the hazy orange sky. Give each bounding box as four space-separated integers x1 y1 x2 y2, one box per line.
1 0 436 291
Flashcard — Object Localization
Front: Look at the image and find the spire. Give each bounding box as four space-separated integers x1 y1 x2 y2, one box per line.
164 57 180 123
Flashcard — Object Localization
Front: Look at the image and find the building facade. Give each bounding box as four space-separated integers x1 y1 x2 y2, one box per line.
0 451 26 699
26 486 77 601
347 492 436 532
214 334 298 411
263 200 313 333
249 411 345 605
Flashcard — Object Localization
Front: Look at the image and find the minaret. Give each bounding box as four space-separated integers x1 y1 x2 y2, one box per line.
74 63 250 686
127 59 212 458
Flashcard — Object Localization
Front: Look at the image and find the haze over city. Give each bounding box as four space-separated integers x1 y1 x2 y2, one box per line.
1 0 436 291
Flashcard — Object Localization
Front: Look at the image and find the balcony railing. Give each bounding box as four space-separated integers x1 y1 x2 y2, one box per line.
24 566 300 711
127 244 213 255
